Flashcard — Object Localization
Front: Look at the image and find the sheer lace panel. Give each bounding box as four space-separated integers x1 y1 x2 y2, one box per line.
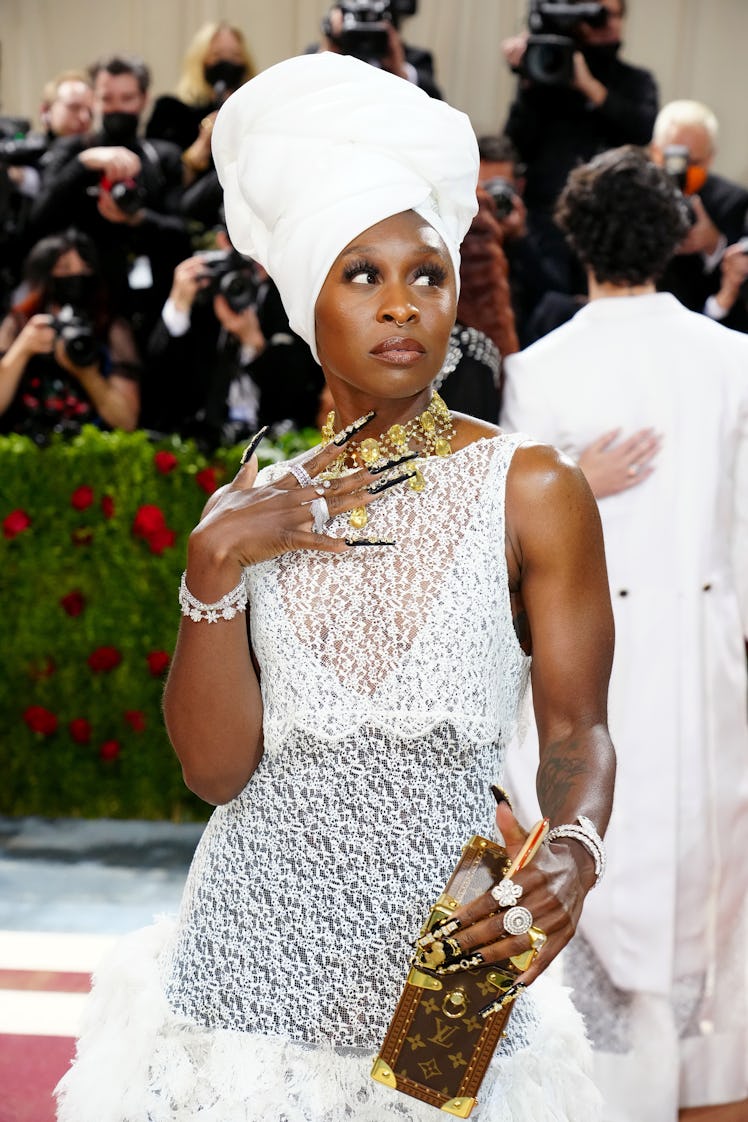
246 434 531 751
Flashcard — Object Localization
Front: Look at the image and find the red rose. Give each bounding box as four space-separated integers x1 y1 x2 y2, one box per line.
154 450 178 474
124 710 146 733
23 706 58 736
99 739 121 762
60 590 86 617
69 718 92 745
87 646 122 673
3 509 32 539
71 527 94 547
147 650 170 676
195 467 218 495
132 504 166 538
146 526 177 555
70 485 94 511
101 494 115 519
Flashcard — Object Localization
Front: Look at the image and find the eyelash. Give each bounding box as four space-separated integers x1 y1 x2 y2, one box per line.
342 259 448 287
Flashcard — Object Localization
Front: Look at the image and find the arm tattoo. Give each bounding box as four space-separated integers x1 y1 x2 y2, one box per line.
536 737 591 822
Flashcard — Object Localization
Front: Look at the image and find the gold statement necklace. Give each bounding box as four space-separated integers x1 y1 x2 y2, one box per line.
320 391 456 530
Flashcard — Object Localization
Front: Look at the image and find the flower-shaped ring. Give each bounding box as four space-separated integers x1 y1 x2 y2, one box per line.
490 877 523 908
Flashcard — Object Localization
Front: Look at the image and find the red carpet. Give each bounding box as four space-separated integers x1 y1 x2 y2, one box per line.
0 965 91 1122
0 1034 75 1122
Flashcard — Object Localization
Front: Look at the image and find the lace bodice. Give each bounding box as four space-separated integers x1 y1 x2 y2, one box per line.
164 433 533 1050
247 433 530 751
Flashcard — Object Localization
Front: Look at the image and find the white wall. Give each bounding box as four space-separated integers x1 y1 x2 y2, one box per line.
2 0 747 183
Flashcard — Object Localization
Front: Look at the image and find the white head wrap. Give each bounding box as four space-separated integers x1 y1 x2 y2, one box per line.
212 52 479 362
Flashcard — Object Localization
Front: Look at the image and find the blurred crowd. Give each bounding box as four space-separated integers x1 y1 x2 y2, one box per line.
1 1 747 451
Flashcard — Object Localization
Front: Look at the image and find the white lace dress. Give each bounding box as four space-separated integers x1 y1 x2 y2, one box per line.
56 434 601 1122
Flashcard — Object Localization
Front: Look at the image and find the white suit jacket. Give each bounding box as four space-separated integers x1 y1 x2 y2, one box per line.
500 292 748 997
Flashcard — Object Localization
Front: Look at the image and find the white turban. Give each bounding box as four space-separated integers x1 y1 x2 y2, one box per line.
211 52 479 362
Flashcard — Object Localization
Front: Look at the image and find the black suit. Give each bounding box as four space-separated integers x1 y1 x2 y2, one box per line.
30 132 191 348
142 280 323 443
659 173 748 333
504 48 658 296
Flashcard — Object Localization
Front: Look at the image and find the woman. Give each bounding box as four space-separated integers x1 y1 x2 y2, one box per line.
57 54 614 1121
0 229 140 436
147 21 255 166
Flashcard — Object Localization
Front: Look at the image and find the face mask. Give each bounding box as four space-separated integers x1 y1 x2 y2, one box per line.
684 164 708 195
101 111 139 144
204 60 247 93
48 274 96 309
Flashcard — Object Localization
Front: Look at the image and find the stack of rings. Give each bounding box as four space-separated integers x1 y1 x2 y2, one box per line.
289 463 314 488
490 876 548 960
289 461 334 534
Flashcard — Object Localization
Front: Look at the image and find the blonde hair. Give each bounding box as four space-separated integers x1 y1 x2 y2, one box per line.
41 68 91 109
176 22 255 106
653 99 719 153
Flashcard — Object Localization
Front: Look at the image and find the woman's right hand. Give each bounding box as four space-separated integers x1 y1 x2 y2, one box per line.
187 424 413 584
578 427 662 499
17 315 57 358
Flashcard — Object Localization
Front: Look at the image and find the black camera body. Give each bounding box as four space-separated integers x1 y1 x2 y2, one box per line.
196 250 259 314
49 305 98 368
523 0 609 86
322 0 417 63
101 175 147 217
0 134 48 168
483 177 517 219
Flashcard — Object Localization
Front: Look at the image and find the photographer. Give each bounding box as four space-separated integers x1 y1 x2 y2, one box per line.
146 22 255 177
478 133 562 345
318 2 442 97
652 99 748 334
30 54 191 351
0 229 140 437
142 237 322 443
502 0 658 293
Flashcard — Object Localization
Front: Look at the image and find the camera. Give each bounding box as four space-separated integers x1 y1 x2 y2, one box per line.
482 177 517 219
100 175 146 217
322 0 417 63
661 145 697 226
0 135 48 168
523 1 609 86
195 250 259 313
49 305 98 367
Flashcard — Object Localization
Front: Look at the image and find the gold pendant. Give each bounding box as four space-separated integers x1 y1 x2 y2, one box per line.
434 437 452 457
349 506 368 529
408 468 426 492
358 438 382 465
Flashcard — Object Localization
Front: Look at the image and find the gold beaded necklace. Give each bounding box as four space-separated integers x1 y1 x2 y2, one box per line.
320 391 456 530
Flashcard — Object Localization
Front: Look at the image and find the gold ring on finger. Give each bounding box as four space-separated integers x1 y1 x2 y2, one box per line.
528 925 547 954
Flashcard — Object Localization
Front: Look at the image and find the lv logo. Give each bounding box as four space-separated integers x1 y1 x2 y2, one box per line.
428 1017 460 1049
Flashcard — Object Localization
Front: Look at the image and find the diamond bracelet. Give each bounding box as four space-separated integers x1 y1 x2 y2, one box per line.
178 571 248 623
547 814 606 885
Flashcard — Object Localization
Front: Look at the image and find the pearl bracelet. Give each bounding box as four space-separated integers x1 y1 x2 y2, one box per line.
547 814 606 885
178 571 248 623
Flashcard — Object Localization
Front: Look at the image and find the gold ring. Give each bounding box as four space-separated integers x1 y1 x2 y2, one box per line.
528 925 547 954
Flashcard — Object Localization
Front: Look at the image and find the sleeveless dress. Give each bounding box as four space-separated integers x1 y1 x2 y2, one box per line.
56 433 601 1122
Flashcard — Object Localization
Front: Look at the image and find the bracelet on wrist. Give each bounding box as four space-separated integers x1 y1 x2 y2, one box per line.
178 571 247 623
547 814 606 885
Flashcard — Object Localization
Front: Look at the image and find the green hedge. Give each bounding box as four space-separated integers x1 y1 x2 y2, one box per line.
0 426 318 820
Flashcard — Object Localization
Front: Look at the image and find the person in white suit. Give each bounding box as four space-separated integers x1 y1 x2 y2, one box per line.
501 145 748 1122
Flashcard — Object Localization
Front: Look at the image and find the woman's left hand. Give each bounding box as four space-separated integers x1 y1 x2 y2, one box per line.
416 802 590 987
